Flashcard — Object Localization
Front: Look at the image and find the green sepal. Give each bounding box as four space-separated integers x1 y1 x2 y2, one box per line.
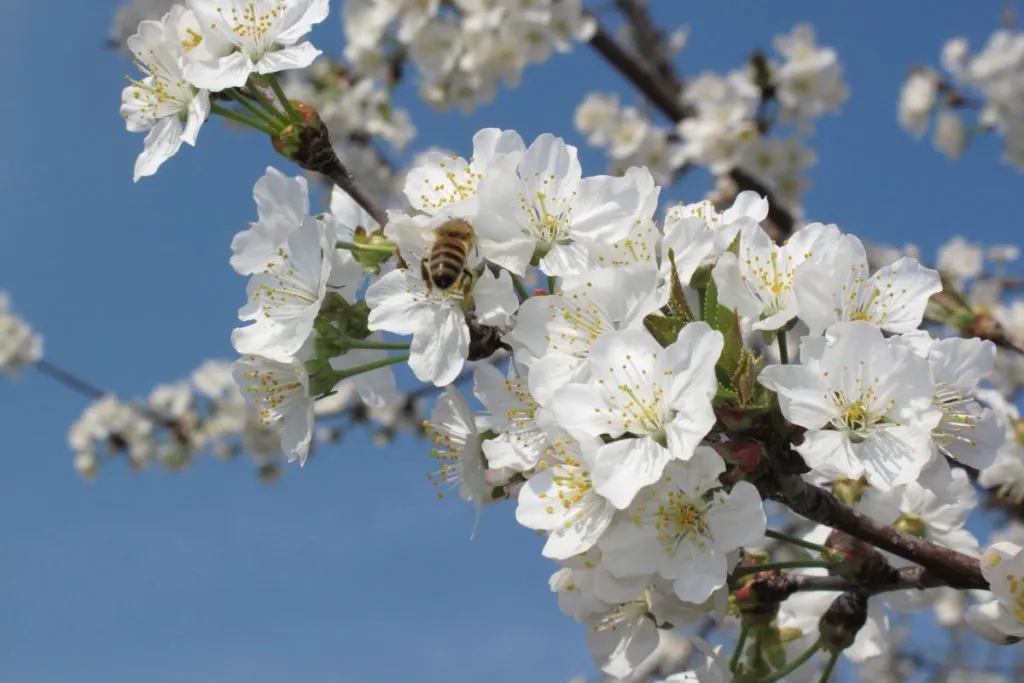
644 312 688 348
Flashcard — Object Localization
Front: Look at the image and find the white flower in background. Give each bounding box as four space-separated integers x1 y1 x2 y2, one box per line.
68 396 157 469
473 363 549 471
232 352 314 463
425 386 487 513
507 264 663 403
712 221 842 330
656 638 731 683
937 235 984 285
677 71 760 174
759 322 941 491
408 17 463 78
978 389 1024 502
575 92 621 146
922 336 1004 471
405 127 526 215
899 69 940 136
858 469 980 611
365 264 517 386
778 590 891 663
515 433 616 559
231 212 332 361
794 233 942 335
475 134 656 276
771 23 848 131
0 293 43 377
231 167 311 275
598 450 765 603
584 584 703 679
545 325 723 509
183 0 329 90
966 542 1024 643
120 4 211 181
661 191 769 286
934 108 968 159
109 0 179 49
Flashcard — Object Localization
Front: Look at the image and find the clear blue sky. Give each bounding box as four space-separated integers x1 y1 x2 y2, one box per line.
1 1 1022 682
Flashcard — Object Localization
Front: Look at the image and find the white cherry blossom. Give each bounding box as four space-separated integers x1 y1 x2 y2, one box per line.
598 450 765 603
0 293 43 378
425 386 488 514
712 221 842 331
759 322 941 491
183 0 329 90
120 4 210 181
232 352 313 463
473 363 550 471
794 233 942 336
547 324 723 509
515 433 615 559
966 542 1024 643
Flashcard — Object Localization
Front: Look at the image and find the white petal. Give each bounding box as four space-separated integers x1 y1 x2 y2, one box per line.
183 52 253 91
591 438 671 509
409 307 469 385
255 42 322 74
133 116 184 182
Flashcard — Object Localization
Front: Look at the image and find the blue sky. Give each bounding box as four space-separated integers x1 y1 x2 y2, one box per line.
1 1 1023 682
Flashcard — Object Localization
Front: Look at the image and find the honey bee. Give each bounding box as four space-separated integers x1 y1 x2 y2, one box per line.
421 218 477 294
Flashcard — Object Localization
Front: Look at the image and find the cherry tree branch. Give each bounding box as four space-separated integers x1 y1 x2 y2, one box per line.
754 467 987 590
612 0 683 94
585 20 797 237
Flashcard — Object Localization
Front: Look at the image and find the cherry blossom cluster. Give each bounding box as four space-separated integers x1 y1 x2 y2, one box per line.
576 23 846 217
0 292 43 379
343 0 595 113
899 27 1024 168
91 2 1024 680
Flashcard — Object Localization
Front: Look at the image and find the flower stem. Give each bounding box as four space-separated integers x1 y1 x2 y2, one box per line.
547 274 558 294
765 529 832 555
732 560 833 578
817 649 840 683
244 82 291 126
777 331 789 364
729 625 749 673
267 73 299 121
335 353 410 381
751 640 821 683
342 339 411 351
336 240 396 254
210 102 277 136
512 275 531 302
226 88 285 132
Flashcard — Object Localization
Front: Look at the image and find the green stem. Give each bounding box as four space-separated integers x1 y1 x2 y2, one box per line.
335 353 410 381
226 88 285 132
341 339 411 351
729 625 749 673
210 102 276 136
765 529 832 555
751 640 821 683
512 275 531 302
732 560 833 578
777 331 789 364
244 82 290 125
336 240 396 254
267 73 299 121
817 649 840 683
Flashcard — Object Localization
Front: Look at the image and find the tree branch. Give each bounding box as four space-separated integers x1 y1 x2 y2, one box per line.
755 469 987 590
613 0 683 94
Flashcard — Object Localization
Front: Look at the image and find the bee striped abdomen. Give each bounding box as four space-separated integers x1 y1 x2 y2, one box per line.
428 239 469 290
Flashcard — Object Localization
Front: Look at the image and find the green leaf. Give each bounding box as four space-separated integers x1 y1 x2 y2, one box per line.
704 279 745 388
644 313 687 348
664 248 693 323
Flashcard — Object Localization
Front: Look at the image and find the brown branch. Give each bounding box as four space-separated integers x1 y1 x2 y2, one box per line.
756 470 987 590
585 21 797 238
613 0 683 94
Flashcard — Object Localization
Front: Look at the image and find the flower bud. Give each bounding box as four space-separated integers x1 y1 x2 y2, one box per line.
716 439 766 477
818 591 868 653
258 462 283 483
825 530 898 586
830 477 866 506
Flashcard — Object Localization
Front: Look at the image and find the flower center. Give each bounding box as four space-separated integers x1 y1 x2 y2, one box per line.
654 491 711 553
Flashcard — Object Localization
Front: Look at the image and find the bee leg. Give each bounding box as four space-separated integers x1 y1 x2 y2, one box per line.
459 268 474 297
420 258 433 293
